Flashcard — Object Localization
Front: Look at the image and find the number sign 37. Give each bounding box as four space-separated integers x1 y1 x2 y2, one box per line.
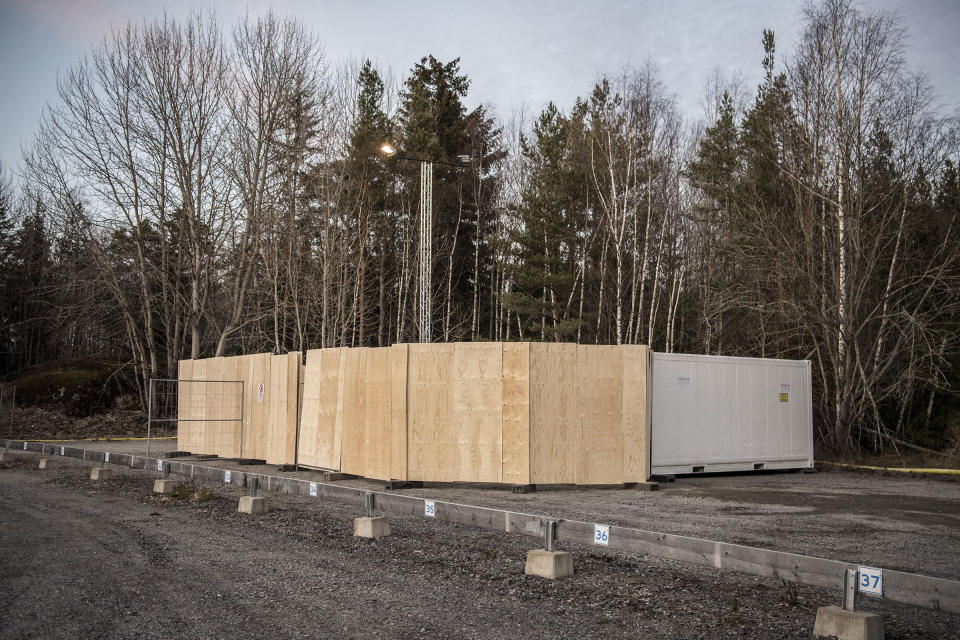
858 566 882 595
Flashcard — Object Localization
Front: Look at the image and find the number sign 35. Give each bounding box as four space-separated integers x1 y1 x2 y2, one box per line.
858 566 882 596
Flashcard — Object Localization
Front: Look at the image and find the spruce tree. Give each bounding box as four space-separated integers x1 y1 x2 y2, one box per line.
505 103 584 340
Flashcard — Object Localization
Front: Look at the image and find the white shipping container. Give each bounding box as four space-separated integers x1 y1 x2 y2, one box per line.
651 352 813 475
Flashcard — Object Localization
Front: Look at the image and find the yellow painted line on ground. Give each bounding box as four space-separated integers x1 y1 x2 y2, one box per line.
819 460 960 476
26 436 178 443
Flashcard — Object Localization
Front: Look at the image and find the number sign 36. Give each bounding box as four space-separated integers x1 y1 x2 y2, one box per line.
594 524 610 546
858 566 882 595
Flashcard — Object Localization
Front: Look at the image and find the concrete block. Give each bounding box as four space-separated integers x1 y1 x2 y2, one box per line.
813 605 884 640
153 479 178 494
238 495 269 515
524 549 574 579
90 467 113 481
354 516 391 539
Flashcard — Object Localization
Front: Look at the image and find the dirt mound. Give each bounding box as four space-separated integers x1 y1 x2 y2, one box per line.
2 357 136 418
4 401 149 441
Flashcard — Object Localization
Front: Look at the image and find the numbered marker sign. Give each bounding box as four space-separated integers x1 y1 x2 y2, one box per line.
60 446 65 455
309 482 318 497
224 470 232 483
594 524 610 546
424 500 436 517
104 452 110 462
858 566 882 596
157 459 164 471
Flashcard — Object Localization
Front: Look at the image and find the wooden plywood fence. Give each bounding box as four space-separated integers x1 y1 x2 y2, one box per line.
177 351 300 464
295 343 652 484
179 344 649 482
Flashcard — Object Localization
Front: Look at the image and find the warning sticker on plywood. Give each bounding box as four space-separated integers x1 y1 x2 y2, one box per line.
779 383 790 403
258 383 264 403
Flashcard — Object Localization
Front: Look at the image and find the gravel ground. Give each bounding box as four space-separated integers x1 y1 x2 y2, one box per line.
51 439 960 580
1 452 959 639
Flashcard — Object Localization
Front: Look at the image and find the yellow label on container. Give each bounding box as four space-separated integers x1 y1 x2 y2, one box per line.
779 393 789 403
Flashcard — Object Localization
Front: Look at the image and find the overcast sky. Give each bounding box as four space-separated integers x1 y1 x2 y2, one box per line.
1 0 958 176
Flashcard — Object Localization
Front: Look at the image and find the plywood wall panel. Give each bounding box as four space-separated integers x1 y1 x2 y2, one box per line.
338 348 367 476
452 343 502 483
267 353 299 465
296 349 324 468
211 356 228 458
219 356 243 458
501 342 530 485
407 344 455 482
185 358 207 455
295 348 344 470
176 359 199 453
297 355 305 463
324 349 344 470
621 345 651 481
203 357 221 457
198 357 218 456
243 353 272 461
576 345 624 485
389 344 409 481
361 347 392 480
529 343 578 484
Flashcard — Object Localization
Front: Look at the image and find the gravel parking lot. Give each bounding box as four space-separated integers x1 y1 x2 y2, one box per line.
1 444 958 638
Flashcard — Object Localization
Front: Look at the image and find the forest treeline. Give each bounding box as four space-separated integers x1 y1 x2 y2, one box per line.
0 0 958 453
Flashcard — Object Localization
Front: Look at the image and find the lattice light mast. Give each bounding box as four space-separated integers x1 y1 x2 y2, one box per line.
380 143 470 343
418 160 433 343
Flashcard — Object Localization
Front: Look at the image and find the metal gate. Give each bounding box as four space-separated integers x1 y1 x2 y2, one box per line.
148 378 244 458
